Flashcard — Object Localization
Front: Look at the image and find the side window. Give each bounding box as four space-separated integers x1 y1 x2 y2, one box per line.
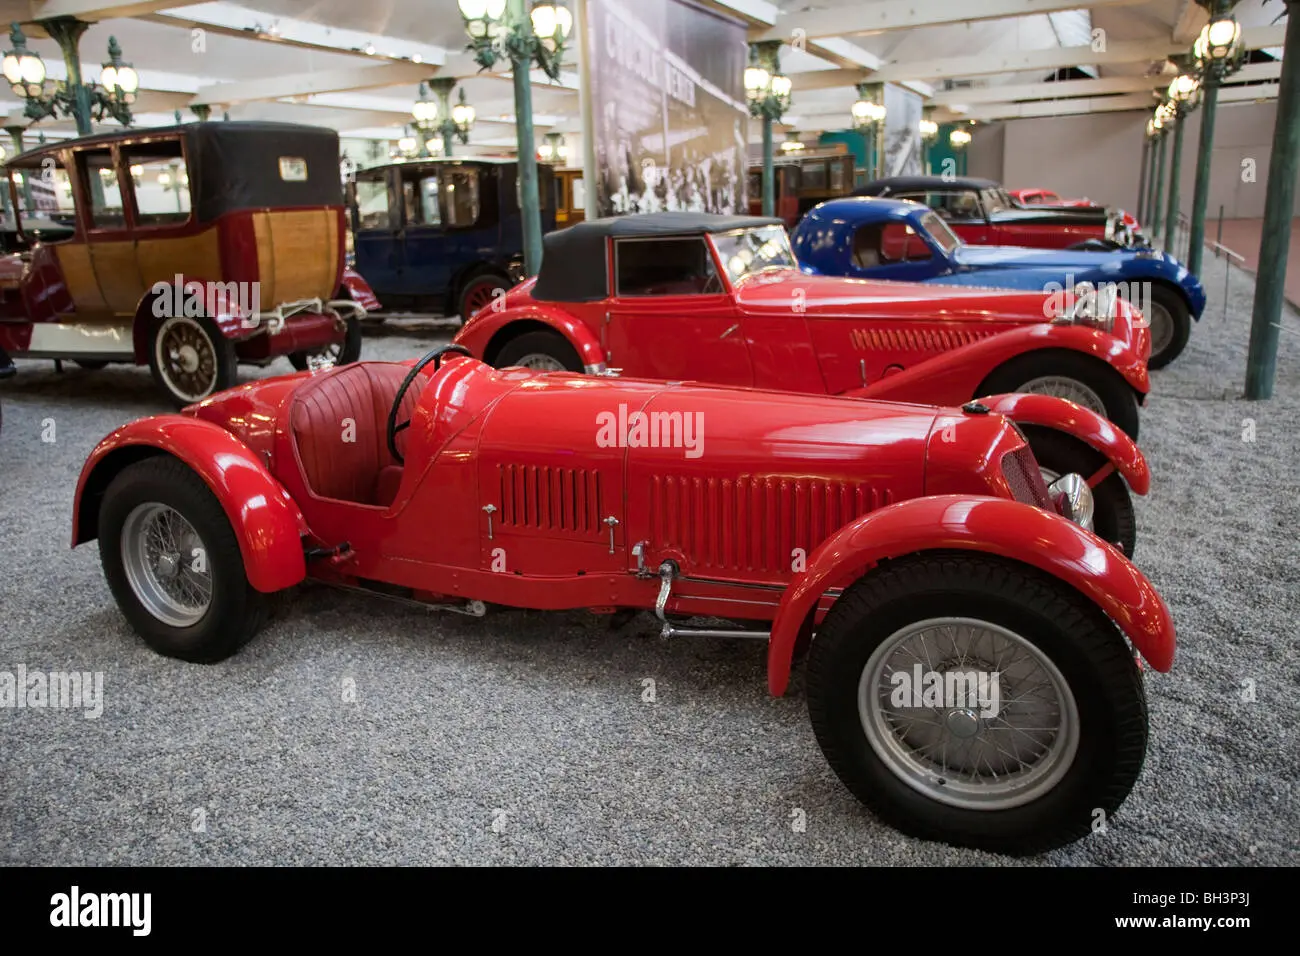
947 190 982 220
122 140 190 227
78 149 126 229
615 237 717 296
570 175 585 212
851 224 884 268
354 175 391 230
440 167 480 227
879 222 932 263
418 175 441 226
19 160 77 219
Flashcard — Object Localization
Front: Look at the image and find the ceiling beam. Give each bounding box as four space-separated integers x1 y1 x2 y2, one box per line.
27 0 206 17
930 75 1169 106
193 62 435 107
752 0 1146 43
951 80 1280 122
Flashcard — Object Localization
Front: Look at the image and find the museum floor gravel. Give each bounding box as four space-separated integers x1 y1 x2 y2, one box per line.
2 255 1297 866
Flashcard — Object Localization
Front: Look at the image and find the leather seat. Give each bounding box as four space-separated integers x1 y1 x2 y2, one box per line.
291 363 425 506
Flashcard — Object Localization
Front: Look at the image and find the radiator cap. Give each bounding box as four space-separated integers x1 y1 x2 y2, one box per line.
961 401 991 415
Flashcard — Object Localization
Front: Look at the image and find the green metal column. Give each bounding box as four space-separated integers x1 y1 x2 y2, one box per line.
1164 117 1186 252
509 0 542 276
43 17 92 136
1187 72 1219 277
1245 0 1300 399
1150 132 1167 239
761 114 774 216
1136 138 1149 229
430 78 457 158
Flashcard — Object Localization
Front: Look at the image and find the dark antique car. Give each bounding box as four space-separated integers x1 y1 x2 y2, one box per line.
0 122 375 406
793 198 1205 368
855 176 1145 251
748 153 856 228
73 347 1175 854
349 158 556 321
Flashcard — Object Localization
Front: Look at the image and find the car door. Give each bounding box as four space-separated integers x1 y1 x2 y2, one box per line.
397 164 456 298
605 235 753 385
78 146 144 317
846 221 944 283
351 168 402 297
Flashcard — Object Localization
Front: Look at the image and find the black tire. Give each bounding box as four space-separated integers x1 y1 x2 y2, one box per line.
74 360 109 370
495 330 583 372
289 315 363 372
1142 285 1191 370
98 456 268 663
147 313 238 408
1020 425 1137 557
1066 239 1122 252
806 552 1148 856
457 271 512 323
979 351 1140 441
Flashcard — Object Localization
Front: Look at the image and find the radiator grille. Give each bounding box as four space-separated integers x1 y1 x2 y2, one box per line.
497 464 605 537
1001 447 1052 509
649 474 891 574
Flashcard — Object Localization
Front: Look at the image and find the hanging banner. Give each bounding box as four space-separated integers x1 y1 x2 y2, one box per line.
883 84 924 177
582 0 749 218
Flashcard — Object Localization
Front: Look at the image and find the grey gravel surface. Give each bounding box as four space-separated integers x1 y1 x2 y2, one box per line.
2 262 1297 866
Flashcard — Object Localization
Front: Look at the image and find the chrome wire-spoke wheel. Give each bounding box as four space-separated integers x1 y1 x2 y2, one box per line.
858 616 1080 810
156 316 218 402
1147 300 1174 359
513 353 567 372
1018 376 1106 417
120 502 213 627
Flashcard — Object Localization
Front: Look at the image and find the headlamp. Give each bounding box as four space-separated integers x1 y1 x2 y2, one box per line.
1053 281 1117 333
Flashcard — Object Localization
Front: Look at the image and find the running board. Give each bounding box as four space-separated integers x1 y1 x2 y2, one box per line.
653 559 770 641
324 581 486 618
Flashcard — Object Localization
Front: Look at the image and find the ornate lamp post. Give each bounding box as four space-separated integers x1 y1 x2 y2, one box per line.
1187 2 1245 277
458 0 572 276
850 83 886 181
1148 104 1171 238
919 114 939 174
1141 118 1160 227
949 126 972 176
780 132 804 154
538 131 568 163
3 22 138 135
1163 71 1200 252
745 40 791 218
415 79 475 158
1247 0 1300 399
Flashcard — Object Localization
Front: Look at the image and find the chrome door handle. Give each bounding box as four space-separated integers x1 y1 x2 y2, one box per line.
719 323 740 339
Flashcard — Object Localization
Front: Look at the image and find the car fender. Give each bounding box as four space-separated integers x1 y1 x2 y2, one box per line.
72 415 308 594
454 305 607 371
339 267 381 312
131 275 258 360
765 495 1175 696
843 323 1149 407
976 391 1149 494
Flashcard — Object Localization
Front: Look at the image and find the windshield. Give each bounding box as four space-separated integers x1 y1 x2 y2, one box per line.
712 225 797 283
981 187 1012 215
919 211 961 254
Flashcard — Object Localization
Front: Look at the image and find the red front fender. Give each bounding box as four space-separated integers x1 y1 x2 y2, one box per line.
453 305 606 371
977 391 1149 495
72 416 308 593
844 323 1149 408
340 267 381 312
766 495 1175 696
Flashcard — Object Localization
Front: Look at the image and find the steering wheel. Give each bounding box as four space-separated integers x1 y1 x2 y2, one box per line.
386 344 473 464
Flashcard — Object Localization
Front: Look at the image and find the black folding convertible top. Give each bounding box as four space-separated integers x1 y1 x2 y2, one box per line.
533 211 783 302
855 175 1002 195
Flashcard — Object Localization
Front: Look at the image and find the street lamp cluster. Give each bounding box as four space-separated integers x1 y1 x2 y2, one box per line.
411 79 476 158
745 41 791 217
3 21 138 132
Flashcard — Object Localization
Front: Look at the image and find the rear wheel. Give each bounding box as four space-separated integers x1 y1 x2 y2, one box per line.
1141 285 1191 370
289 315 363 372
806 552 1148 856
495 330 583 372
1020 425 1137 556
980 352 1140 440
98 456 267 663
457 272 512 323
148 313 238 407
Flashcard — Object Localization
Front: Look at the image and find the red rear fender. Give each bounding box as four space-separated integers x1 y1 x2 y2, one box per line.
765 495 1175 696
72 416 308 593
977 392 1149 495
453 306 606 371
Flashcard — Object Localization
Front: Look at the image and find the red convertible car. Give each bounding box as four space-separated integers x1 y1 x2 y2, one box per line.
1009 188 1143 238
73 346 1173 855
453 213 1152 552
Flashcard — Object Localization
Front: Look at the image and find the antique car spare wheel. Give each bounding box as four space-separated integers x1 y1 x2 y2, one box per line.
149 314 237 407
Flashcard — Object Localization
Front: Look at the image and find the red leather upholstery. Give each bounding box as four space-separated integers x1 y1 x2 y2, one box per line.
291 363 425 506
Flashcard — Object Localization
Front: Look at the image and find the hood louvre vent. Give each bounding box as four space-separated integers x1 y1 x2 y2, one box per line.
498 463 605 538
650 474 891 574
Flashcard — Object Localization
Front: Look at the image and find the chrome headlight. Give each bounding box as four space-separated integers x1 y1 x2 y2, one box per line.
1053 281 1117 333
1048 473 1094 531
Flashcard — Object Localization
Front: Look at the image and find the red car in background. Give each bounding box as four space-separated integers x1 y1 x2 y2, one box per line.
454 213 1154 554
1010 188 1143 239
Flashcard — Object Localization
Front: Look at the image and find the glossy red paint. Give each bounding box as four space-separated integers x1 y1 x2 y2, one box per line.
340 266 381 311
454 247 1149 415
977 392 1149 494
1009 189 1142 234
765 495 1176 695
72 415 309 592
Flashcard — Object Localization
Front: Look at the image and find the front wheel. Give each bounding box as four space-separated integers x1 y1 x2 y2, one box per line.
289 315 363 372
148 313 238 408
979 352 1140 440
457 272 512 323
495 330 583 372
1020 425 1137 556
98 457 267 663
806 552 1148 856
1141 285 1191 370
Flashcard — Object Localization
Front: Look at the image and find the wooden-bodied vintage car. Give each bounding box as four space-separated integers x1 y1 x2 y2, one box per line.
0 122 375 406
793 197 1204 368
73 346 1174 854
856 176 1146 251
452 213 1153 552
348 158 556 321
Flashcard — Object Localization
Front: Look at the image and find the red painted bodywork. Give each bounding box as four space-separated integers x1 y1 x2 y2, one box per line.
340 266 381 312
72 357 1176 692
1009 188 1143 235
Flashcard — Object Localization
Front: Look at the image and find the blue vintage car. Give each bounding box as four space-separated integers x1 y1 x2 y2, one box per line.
348 158 556 323
792 197 1206 369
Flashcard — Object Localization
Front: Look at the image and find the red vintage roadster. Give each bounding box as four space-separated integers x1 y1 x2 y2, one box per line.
72 347 1174 855
453 213 1152 553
